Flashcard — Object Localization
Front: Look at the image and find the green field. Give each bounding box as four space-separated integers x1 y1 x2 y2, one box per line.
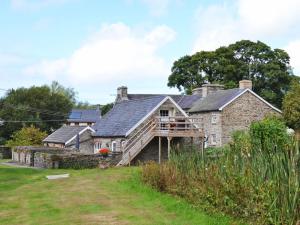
0 161 236 225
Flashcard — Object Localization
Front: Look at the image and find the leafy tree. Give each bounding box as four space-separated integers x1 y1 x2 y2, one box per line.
168 40 298 108
101 103 114 116
0 82 74 144
283 81 300 138
5 126 47 147
50 81 76 104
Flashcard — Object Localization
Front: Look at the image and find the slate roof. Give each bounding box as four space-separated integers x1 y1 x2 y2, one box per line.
127 94 201 110
67 109 101 123
189 88 245 113
43 126 88 144
93 96 166 137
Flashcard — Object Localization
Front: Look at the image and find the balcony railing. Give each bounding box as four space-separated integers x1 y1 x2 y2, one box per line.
153 116 204 137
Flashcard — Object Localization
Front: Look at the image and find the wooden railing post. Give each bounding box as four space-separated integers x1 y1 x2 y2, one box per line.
167 137 171 159
158 136 161 164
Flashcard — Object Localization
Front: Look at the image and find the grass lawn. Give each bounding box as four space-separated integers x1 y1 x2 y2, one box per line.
0 161 238 225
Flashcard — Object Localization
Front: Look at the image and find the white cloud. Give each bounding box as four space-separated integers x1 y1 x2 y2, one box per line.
11 0 72 11
193 3 243 51
238 0 300 36
193 0 300 52
285 40 300 75
23 23 176 85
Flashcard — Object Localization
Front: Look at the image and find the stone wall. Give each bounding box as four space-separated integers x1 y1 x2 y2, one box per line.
189 111 222 147
34 152 122 169
221 91 280 145
0 146 12 159
12 146 74 166
11 146 122 169
67 130 94 154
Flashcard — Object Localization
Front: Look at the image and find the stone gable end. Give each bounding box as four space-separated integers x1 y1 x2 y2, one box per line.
221 91 281 144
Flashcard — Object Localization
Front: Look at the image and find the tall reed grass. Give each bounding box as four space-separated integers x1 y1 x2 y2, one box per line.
142 117 299 224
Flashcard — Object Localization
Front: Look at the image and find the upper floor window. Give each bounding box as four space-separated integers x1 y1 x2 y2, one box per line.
160 110 169 117
211 114 218 124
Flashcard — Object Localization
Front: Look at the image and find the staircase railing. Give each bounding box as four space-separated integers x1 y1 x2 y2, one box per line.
117 116 204 166
118 118 156 165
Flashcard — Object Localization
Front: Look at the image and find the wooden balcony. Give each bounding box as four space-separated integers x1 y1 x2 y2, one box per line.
153 116 204 138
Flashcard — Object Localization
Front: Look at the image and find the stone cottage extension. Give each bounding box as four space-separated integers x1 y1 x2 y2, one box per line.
43 126 95 153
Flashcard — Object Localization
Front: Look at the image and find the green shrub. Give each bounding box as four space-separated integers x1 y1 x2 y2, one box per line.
141 117 300 224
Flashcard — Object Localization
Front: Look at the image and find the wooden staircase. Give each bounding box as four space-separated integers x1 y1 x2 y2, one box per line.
117 119 156 166
117 116 204 166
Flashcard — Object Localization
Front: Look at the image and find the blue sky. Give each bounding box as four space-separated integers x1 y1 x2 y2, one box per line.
1 0 300 104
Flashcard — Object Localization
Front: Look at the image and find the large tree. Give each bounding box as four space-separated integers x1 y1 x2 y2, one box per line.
282 81 300 138
0 82 74 144
168 40 298 107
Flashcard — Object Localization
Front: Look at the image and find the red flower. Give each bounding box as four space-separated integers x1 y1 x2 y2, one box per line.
99 148 110 155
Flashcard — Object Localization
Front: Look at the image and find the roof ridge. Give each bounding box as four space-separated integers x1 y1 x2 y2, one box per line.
116 95 166 104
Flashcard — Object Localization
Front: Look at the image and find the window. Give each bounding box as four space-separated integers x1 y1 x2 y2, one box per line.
211 134 217 145
160 110 169 117
160 110 169 130
111 141 117 152
211 114 218 124
94 142 101 153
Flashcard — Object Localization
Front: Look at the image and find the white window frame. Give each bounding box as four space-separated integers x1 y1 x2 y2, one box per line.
94 142 101 153
211 114 218 124
160 109 169 117
111 141 117 152
211 134 217 145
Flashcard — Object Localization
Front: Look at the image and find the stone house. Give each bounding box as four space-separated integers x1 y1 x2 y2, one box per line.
43 126 95 154
92 95 203 165
43 80 281 165
188 80 281 147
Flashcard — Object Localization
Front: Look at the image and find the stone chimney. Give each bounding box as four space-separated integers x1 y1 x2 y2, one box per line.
192 83 224 98
239 80 252 90
116 86 128 102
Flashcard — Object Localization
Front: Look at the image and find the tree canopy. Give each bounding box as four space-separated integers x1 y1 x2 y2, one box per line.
168 40 298 108
101 103 114 116
283 81 300 132
5 126 47 147
0 81 75 144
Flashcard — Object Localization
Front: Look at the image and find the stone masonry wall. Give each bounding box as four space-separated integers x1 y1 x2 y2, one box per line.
189 111 222 147
67 130 94 154
221 91 281 145
11 146 122 169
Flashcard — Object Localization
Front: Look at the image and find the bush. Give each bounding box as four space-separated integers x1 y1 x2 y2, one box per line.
5 126 48 147
141 117 300 224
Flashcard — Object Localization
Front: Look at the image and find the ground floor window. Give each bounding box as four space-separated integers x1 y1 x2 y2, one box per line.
211 134 217 145
111 141 117 152
94 142 101 153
